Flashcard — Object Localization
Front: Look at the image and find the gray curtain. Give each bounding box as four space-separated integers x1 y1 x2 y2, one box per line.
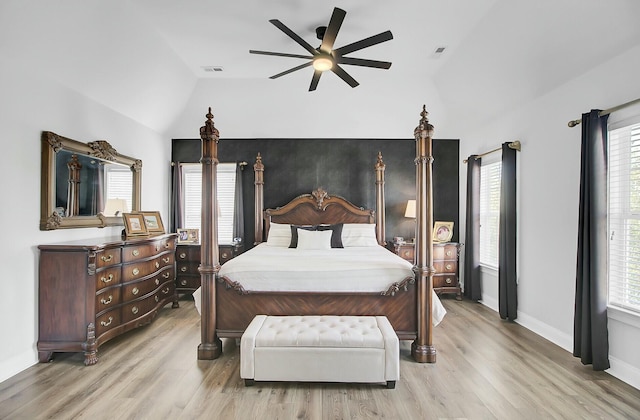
464 155 482 301
233 163 244 242
499 143 517 320
171 162 184 232
573 110 610 371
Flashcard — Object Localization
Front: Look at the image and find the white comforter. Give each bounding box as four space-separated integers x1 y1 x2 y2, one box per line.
193 243 447 326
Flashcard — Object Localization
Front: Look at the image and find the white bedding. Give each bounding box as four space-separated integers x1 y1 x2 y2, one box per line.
219 243 414 293
193 243 447 326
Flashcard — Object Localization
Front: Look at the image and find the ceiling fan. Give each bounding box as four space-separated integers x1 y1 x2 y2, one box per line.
249 7 393 91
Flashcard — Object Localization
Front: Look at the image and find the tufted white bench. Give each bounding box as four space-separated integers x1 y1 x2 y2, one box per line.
240 315 399 389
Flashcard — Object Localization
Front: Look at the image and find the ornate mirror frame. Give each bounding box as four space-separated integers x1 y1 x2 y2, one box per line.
40 131 142 230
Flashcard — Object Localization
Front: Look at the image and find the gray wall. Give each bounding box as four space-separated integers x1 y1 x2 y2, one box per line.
172 138 459 247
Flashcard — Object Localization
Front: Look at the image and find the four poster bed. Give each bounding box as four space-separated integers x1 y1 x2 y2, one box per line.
196 106 440 363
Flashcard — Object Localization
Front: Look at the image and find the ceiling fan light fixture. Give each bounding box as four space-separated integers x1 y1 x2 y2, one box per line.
312 56 334 72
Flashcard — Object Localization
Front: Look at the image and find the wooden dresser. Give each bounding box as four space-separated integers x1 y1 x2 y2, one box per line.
175 243 243 295
393 241 462 300
38 233 177 365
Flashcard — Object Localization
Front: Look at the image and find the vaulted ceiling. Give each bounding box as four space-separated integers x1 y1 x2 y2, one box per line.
2 0 639 136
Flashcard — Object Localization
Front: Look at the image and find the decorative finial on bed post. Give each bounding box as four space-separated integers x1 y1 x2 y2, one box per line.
200 107 220 141
415 104 434 140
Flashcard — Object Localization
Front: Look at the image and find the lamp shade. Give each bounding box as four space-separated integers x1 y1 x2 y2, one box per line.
102 198 129 216
404 199 416 218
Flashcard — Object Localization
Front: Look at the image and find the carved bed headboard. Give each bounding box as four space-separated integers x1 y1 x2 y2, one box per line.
253 153 386 246
263 187 375 239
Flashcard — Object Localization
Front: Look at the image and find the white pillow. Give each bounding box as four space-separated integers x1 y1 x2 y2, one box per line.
266 222 291 247
296 229 332 250
341 223 379 247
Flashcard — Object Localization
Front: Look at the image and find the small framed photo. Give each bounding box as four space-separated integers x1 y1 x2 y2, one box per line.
433 221 454 243
123 213 148 237
177 228 199 244
141 211 165 234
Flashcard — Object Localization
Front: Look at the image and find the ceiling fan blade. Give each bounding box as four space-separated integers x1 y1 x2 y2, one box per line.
250 50 313 60
337 57 392 69
331 64 359 88
333 30 393 56
309 70 322 91
320 7 346 54
269 19 318 56
269 61 313 79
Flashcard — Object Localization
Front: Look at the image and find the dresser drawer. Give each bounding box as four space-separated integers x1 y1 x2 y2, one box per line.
95 287 121 314
95 267 122 291
176 245 200 261
96 308 121 337
433 243 458 261
122 294 158 324
434 260 457 274
122 240 172 263
95 248 121 269
177 261 199 275
122 253 175 282
176 275 200 290
434 274 458 289
122 267 174 301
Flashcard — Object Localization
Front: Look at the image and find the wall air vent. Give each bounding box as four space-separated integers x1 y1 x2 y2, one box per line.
435 47 446 54
202 66 224 72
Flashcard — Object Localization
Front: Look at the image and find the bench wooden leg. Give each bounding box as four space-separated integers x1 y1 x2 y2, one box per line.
386 380 396 389
244 379 255 387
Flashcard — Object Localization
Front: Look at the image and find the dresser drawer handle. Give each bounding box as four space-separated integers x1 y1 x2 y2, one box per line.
180 279 187 286
162 257 170 264
101 254 113 263
155 295 159 302
446 250 453 257
100 317 113 327
132 287 139 295
100 295 113 305
162 287 170 294
445 277 453 284
165 242 171 249
221 252 229 259
403 251 411 257
180 266 187 272
132 268 140 276
155 278 160 285
132 306 139 315
101 274 114 284
132 249 140 257
445 264 453 270
179 252 187 259
162 272 170 279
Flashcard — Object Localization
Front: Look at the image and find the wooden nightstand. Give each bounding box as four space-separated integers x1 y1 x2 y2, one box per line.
392 241 462 300
175 243 243 295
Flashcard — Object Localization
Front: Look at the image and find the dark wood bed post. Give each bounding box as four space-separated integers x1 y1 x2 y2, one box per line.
375 151 386 246
254 153 264 244
411 105 436 363
197 107 222 360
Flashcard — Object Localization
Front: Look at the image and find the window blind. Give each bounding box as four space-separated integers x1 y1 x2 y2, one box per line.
479 160 501 267
608 121 640 313
182 163 236 244
105 166 133 212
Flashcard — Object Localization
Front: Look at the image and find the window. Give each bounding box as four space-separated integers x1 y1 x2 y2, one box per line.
608 120 640 313
104 165 133 212
479 159 501 267
181 163 237 245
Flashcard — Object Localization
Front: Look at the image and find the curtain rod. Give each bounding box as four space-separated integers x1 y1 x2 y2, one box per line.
463 140 521 163
568 97 640 127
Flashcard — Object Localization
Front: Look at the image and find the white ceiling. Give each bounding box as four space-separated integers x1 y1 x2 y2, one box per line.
2 0 640 135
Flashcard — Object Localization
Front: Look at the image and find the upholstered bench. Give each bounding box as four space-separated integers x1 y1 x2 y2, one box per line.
240 315 399 389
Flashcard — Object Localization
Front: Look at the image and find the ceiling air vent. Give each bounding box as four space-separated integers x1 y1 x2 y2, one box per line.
202 66 224 72
434 47 446 54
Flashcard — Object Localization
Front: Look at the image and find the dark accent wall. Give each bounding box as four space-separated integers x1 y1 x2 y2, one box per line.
172 138 459 248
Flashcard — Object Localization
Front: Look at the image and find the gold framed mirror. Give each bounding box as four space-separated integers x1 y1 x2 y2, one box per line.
40 131 142 230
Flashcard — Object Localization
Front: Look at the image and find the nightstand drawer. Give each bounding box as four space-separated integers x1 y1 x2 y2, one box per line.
434 260 457 274
434 274 458 289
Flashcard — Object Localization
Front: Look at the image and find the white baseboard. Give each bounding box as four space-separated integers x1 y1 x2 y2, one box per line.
0 351 37 384
607 356 640 390
516 311 573 353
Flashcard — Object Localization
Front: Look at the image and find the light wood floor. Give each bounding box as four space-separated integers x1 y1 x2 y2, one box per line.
1 297 639 419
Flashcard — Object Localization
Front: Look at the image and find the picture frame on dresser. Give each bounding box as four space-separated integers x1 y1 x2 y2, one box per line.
433 221 454 242
177 228 199 244
141 211 165 234
123 213 148 237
